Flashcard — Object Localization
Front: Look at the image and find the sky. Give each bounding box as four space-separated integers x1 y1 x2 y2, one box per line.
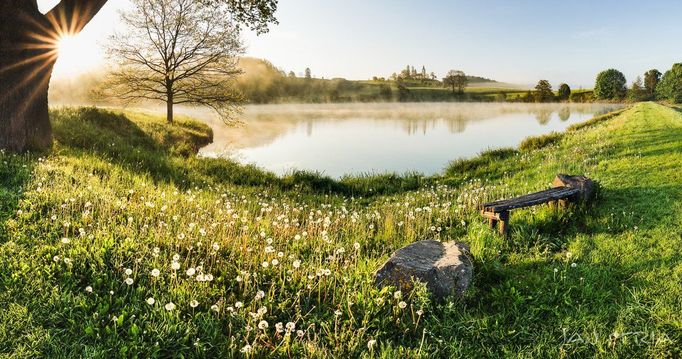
42 0 682 88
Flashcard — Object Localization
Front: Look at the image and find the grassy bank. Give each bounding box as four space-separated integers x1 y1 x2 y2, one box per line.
0 103 680 357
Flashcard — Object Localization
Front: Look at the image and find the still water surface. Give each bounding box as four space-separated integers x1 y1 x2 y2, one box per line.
197 103 624 177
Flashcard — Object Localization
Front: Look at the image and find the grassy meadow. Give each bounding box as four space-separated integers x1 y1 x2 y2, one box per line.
0 102 680 357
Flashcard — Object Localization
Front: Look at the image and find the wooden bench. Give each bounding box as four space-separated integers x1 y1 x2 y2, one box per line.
479 174 594 236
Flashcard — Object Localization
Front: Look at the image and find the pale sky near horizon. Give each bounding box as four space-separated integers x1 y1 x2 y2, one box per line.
42 0 682 88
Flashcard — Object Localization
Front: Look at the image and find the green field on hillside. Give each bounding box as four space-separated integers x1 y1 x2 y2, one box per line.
0 103 680 357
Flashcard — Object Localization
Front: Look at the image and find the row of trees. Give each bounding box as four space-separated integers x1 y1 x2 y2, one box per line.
592 68 673 102
516 81 573 103
517 64 680 104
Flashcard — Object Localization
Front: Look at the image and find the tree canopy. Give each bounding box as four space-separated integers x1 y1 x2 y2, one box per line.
443 70 468 94
534 80 553 102
594 69 627 100
644 69 662 99
656 63 682 103
557 83 571 101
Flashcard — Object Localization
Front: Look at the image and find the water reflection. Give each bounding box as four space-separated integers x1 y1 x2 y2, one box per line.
559 107 571 122
186 103 623 177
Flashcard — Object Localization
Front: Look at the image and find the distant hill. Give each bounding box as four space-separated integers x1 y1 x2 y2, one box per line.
467 75 496 83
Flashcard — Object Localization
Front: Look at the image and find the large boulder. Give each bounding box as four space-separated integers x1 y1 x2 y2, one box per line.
374 240 473 300
552 174 596 202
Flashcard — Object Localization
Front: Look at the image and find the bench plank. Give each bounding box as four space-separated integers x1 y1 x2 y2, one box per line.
480 187 580 213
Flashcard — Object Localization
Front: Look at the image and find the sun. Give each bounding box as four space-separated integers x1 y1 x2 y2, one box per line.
57 35 80 56
52 34 101 78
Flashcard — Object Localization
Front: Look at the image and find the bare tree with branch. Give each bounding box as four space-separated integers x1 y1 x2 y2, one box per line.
103 0 245 124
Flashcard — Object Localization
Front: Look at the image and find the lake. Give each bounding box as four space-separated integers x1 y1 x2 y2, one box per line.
196 103 624 177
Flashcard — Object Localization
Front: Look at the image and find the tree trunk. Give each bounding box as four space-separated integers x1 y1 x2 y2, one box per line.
0 2 56 152
166 92 174 124
0 0 108 152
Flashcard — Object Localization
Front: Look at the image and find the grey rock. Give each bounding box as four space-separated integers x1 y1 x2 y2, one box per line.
552 174 596 202
374 240 473 300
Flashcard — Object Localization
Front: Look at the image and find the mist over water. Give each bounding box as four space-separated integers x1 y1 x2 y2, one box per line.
181 103 623 178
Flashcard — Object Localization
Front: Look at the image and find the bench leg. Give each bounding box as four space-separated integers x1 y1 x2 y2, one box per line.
498 211 510 238
489 218 498 229
548 200 557 211
559 199 569 209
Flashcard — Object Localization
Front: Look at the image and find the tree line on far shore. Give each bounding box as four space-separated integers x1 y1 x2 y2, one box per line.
516 65 682 104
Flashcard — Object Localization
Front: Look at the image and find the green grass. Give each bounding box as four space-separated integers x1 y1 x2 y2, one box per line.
1 102 681 357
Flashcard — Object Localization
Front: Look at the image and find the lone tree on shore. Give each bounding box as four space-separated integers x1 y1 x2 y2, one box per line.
443 70 468 94
0 0 277 151
557 83 571 101
534 80 554 103
103 0 243 124
594 69 627 100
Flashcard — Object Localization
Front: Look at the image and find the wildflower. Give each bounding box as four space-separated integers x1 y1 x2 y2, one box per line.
236 275 242 282
255 290 265 300
334 310 342 316
571 262 577 268
165 302 176 311
553 268 559 273
296 330 305 338
235 301 243 309
125 278 134 286
398 301 407 309
354 242 360 250
275 322 284 333
393 290 402 299
125 268 133 276
271 259 279 266
53 255 60 262
261 261 269 268
171 261 180 270
258 320 269 330
173 254 180 261
186 268 196 276
212 242 220 251
85 286 93 293
147 297 155 305
211 304 220 312
293 260 301 269
240 345 252 353
286 322 296 332
61 237 70 244
368 339 377 350
151 269 160 277
190 300 199 308
416 309 424 316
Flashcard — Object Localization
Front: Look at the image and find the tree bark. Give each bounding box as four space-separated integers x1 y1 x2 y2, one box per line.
166 96 174 124
166 82 174 124
0 0 108 152
0 1 55 151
